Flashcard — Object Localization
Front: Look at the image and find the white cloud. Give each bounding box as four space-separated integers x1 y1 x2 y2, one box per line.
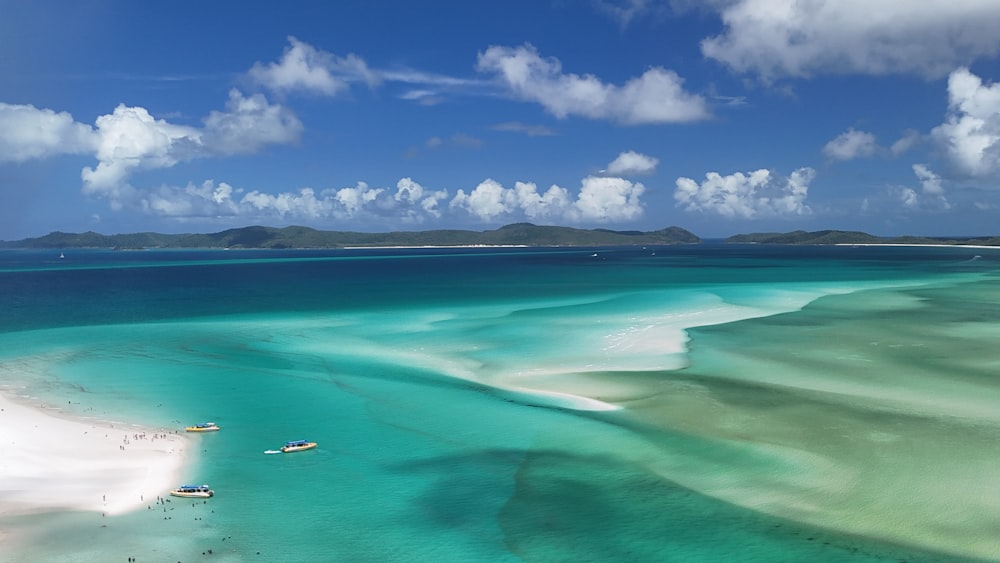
890 130 922 156
61 159 651 226
246 187 327 218
143 180 240 217
823 128 877 161
476 44 709 124
571 176 645 221
394 178 449 219
702 0 1000 80
78 91 302 209
399 90 444 106
605 150 659 176
931 67 1000 178
82 104 202 200
888 165 950 211
449 176 641 223
0 103 96 162
202 90 303 155
394 177 424 203
249 36 377 96
514 181 573 220
912 164 944 195
898 163 951 211
895 186 920 208
674 167 814 218
450 179 513 220
334 183 384 216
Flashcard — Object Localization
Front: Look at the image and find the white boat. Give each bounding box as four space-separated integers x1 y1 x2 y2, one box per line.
280 439 317 453
170 484 214 498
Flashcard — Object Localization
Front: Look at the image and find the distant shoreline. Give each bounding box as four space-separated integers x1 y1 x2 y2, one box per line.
835 243 1000 249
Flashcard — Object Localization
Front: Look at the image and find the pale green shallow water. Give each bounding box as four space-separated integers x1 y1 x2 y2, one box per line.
1 245 998 562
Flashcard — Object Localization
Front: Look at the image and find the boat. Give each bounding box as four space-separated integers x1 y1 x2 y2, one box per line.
280 439 317 453
169 484 214 498
59 252 65 259
185 422 220 432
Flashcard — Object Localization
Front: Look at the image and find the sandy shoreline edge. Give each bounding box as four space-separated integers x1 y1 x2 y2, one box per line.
0 388 190 527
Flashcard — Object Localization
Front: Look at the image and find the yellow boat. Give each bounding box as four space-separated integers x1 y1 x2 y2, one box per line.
185 422 220 432
169 485 214 498
280 440 317 453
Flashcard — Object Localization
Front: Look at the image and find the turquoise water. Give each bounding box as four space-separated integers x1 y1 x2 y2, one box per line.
1 245 999 561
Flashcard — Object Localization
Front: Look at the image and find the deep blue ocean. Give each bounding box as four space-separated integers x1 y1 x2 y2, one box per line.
2 244 999 562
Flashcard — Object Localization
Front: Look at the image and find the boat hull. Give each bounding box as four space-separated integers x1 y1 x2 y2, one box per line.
170 491 213 498
170 487 214 498
281 442 317 453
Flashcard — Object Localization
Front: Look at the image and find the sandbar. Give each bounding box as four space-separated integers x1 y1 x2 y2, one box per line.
0 389 189 524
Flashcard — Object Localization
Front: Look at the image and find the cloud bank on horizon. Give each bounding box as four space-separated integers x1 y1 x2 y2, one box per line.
2 0 1000 238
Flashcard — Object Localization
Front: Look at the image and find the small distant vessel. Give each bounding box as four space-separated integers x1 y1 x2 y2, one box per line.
185 422 220 432
280 439 317 453
59 252 65 259
170 484 214 498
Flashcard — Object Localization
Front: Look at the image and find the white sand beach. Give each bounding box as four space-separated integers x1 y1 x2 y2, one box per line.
0 390 189 522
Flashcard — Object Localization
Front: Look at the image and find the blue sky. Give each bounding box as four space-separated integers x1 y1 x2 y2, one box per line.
3 0 1000 240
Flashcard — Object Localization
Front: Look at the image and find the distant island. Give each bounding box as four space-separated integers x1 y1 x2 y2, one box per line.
724 230 1000 246
0 223 701 249
2 225 999 249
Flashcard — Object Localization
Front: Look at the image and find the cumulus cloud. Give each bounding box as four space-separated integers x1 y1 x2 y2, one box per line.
476 44 709 124
702 0 1000 80
931 67 1000 178
79 90 302 208
450 179 514 220
202 90 303 155
81 105 202 200
571 176 645 221
515 181 573 220
249 36 377 95
143 180 240 217
674 167 814 218
449 176 641 222
138 175 581 226
395 177 448 219
605 150 659 176
0 103 97 162
139 180 386 222
823 128 877 161
894 186 920 209
888 164 949 211
912 164 944 195
3 39 666 229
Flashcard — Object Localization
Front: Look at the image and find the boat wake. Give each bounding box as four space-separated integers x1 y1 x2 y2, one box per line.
263 449 283 455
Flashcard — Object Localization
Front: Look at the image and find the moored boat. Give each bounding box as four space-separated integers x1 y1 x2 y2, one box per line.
170 484 214 498
280 439 317 453
185 422 220 432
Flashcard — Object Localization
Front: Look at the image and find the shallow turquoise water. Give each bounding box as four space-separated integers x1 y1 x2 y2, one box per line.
1 245 998 561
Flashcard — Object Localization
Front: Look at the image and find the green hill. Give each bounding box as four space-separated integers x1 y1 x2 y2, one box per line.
0 224 702 249
724 230 1000 246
